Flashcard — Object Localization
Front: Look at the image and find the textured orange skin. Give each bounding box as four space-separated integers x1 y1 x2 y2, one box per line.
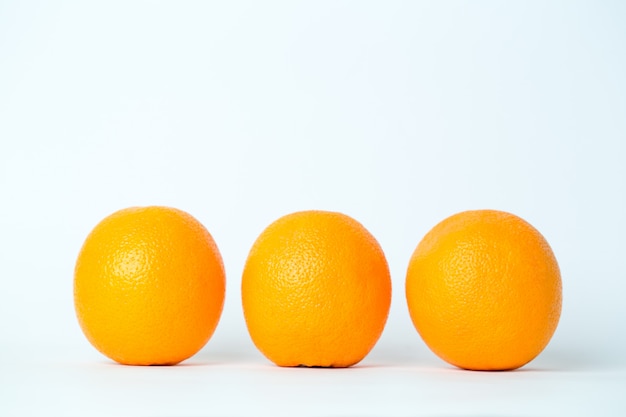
242 211 391 368
406 210 562 371
74 206 225 365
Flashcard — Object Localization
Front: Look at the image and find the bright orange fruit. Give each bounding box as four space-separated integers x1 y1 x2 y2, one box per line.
242 210 391 367
405 210 562 371
74 206 225 365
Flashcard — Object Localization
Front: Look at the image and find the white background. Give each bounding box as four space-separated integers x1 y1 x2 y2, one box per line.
1 1 625 416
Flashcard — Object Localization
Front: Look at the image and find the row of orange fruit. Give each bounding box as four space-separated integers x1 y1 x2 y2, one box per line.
74 207 562 371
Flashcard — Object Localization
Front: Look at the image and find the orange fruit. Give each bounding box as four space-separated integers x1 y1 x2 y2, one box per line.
405 210 562 371
74 206 225 365
242 210 391 367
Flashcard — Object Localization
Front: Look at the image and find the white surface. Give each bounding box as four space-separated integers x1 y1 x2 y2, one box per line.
1 1 626 416
4 345 625 417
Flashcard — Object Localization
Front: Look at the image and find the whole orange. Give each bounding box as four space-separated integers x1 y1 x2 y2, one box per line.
405 210 562 371
242 210 391 367
74 206 225 365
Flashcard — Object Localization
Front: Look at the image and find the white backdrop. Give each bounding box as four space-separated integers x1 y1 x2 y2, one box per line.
1 1 625 416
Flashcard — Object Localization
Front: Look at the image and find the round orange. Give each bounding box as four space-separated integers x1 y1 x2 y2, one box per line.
405 210 562 371
241 210 391 367
74 206 225 365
